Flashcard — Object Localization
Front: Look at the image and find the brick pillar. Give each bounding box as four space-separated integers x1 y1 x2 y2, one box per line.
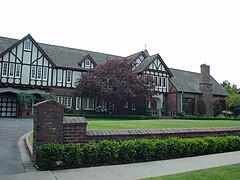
63 116 88 144
32 100 65 166
199 64 213 116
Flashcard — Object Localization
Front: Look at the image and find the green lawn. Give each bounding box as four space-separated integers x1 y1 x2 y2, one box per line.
143 163 240 180
87 119 240 130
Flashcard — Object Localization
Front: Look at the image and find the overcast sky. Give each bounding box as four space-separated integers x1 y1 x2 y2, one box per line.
1 0 240 87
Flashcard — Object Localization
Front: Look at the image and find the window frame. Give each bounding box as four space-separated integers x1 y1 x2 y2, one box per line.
66 70 72 83
37 66 42 80
24 39 32 51
2 62 8 77
43 67 48 80
15 64 21 78
31 66 36 79
9 63 15 77
57 69 63 82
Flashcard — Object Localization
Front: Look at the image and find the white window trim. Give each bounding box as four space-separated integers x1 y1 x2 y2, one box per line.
2 62 8 77
82 97 94 110
57 69 63 82
55 96 63 105
43 67 48 80
64 97 72 108
15 64 21 78
31 66 36 79
76 97 81 110
66 70 72 83
163 77 166 88
24 39 32 51
37 66 42 80
9 63 15 77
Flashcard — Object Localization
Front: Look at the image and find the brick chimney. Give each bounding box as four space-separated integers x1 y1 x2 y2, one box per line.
199 64 213 116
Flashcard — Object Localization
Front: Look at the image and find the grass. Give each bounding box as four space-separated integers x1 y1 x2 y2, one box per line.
143 163 240 180
87 119 240 130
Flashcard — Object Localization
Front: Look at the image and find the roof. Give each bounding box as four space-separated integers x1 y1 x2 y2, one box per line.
134 54 158 73
170 68 229 96
0 35 123 70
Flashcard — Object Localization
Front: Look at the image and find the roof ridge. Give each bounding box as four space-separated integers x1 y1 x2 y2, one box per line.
169 67 200 75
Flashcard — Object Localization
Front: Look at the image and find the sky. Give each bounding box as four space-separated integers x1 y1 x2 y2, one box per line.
1 0 240 87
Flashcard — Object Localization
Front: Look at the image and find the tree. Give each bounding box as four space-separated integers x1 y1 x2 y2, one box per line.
76 59 155 114
197 99 206 115
221 80 240 116
221 80 237 95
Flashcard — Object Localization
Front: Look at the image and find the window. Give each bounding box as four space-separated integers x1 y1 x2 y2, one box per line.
82 97 94 110
15 64 21 78
76 97 81 110
163 77 166 87
55 96 63 104
43 67 48 80
37 66 42 79
64 97 72 108
85 59 90 67
57 69 62 82
66 70 72 83
24 39 32 51
9 63 14 77
154 76 158 86
159 77 162 87
132 101 136 110
124 100 128 108
2 63 8 76
31 66 36 79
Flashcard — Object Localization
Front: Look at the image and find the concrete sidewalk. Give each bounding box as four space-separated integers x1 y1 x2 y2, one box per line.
1 151 240 180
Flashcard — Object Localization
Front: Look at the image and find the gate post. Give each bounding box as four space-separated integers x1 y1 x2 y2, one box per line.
32 100 64 166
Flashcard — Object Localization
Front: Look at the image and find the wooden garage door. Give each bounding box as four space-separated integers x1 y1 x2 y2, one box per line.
0 97 18 117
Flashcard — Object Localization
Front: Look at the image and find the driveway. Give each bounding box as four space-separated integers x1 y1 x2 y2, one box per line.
0 118 33 175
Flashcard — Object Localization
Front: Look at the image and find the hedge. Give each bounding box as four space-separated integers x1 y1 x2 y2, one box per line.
174 116 240 121
64 113 158 120
36 136 240 170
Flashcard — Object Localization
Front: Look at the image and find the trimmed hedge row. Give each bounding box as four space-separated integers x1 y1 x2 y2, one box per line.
174 116 240 121
64 113 157 120
37 136 240 170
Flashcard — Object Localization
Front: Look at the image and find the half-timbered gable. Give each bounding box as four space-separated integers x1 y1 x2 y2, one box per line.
134 54 173 93
0 34 55 87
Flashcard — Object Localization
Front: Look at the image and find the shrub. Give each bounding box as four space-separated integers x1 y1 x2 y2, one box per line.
37 136 240 170
197 99 206 115
64 108 73 114
119 140 137 163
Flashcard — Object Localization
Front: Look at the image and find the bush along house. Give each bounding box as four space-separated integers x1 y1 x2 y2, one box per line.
0 34 228 117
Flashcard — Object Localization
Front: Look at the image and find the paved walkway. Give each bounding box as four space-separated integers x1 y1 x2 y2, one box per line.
1 133 240 180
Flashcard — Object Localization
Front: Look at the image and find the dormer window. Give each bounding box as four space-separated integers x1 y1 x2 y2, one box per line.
139 55 144 61
24 39 32 51
85 59 90 68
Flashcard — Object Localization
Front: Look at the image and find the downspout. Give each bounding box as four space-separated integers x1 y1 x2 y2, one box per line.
180 91 183 112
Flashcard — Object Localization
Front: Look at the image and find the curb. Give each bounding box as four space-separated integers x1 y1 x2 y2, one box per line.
18 131 36 172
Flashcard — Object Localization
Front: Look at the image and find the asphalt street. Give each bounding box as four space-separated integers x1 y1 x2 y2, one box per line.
0 118 33 175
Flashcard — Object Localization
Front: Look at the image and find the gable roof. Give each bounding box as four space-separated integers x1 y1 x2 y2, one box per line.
0 34 56 67
170 68 229 96
0 35 122 70
134 54 173 77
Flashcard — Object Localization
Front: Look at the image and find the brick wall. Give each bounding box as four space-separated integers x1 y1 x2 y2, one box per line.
63 116 88 144
86 127 240 143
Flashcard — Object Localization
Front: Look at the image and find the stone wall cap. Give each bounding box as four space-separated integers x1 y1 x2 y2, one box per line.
33 99 65 109
63 116 87 124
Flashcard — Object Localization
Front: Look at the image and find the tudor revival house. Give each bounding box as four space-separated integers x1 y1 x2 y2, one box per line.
0 34 228 117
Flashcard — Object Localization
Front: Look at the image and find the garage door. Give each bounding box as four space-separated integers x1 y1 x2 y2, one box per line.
0 97 18 117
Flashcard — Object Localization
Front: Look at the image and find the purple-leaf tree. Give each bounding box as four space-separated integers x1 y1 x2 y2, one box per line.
76 59 155 114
